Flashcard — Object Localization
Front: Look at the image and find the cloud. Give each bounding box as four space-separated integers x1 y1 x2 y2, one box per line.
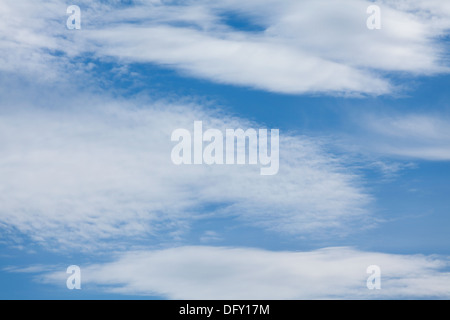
199 231 222 243
38 246 450 299
0 87 371 250
86 24 390 95
353 114 450 160
3 265 55 274
0 0 449 95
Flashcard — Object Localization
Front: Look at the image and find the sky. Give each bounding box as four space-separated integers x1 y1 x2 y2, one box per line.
0 0 449 299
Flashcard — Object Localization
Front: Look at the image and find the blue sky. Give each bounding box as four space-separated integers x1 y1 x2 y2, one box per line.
0 0 450 299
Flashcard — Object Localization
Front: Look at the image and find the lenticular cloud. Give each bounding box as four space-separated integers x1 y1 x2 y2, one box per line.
38 246 450 299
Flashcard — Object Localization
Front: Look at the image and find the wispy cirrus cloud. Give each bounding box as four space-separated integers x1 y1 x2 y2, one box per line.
36 246 450 299
0 87 372 251
350 113 450 161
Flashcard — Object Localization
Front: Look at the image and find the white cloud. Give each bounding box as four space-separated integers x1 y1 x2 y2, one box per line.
0 88 371 250
355 114 450 160
199 231 222 243
0 0 449 94
38 246 450 299
86 25 390 95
